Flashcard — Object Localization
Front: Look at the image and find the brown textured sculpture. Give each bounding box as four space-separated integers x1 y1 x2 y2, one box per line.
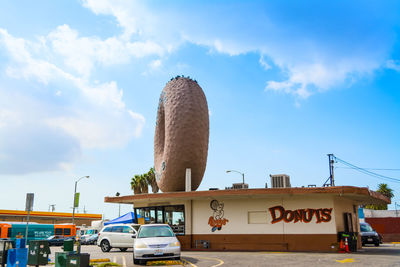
154 76 209 192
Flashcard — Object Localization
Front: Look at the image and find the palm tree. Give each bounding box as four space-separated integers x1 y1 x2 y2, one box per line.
130 175 142 194
139 174 149 194
147 167 159 193
377 183 394 199
365 183 394 210
130 167 159 194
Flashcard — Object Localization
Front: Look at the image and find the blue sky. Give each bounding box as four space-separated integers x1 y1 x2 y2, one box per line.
0 0 399 219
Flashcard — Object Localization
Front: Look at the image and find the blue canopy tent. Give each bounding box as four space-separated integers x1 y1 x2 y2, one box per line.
104 212 148 225
104 212 135 225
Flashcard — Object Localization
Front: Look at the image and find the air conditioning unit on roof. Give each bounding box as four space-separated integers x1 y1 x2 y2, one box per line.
270 174 291 188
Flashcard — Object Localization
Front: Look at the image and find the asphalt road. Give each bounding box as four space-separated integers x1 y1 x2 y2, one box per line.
48 243 400 267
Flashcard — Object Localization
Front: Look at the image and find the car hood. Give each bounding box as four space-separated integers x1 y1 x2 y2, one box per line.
136 237 178 246
361 231 378 237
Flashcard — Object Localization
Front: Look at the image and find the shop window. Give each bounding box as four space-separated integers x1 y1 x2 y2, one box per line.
64 228 71 236
156 209 163 223
55 228 63 235
164 205 185 235
135 205 185 235
248 211 268 224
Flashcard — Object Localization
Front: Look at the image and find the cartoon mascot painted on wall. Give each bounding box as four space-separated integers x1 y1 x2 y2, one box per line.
208 200 229 232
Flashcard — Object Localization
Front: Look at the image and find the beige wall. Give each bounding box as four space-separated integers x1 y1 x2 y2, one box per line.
333 197 359 232
192 196 337 235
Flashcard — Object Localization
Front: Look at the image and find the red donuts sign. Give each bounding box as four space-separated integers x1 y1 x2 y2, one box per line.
268 206 333 224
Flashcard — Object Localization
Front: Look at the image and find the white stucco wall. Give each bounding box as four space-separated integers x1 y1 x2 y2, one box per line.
192 196 337 235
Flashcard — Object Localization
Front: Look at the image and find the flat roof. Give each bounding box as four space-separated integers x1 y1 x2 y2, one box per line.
105 186 390 206
0 210 102 219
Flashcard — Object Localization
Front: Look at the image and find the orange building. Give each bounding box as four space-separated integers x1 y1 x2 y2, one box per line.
0 209 102 226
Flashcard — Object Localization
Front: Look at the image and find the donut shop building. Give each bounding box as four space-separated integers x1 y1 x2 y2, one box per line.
105 186 389 252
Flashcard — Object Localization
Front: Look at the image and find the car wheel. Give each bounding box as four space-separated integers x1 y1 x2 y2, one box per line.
174 257 181 261
374 242 380 247
133 255 140 265
119 248 128 252
100 240 111 252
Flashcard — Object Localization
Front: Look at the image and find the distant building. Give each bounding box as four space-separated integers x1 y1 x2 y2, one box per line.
0 209 102 226
364 208 400 242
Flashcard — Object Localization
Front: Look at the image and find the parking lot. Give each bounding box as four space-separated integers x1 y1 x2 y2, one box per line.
48 243 400 267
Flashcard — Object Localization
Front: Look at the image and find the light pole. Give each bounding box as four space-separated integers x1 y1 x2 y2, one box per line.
116 192 121 217
226 170 245 184
72 176 89 224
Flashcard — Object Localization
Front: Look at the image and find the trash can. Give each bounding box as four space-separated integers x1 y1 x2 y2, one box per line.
55 252 68 267
7 248 28 267
27 240 51 266
63 240 74 252
55 252 89 267
66 253 90 267
337 231 358 252
0 240 14 267
16 239 26 249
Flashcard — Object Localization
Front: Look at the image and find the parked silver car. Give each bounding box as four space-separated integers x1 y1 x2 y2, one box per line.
133 224 181 265
97 223 139 252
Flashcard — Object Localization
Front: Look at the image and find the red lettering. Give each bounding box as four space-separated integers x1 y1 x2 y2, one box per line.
314 209 322 223
269 206 285 224
302 209 314 223
321 208 332 222
208 216 229 227
269 206 332 224
283 210 294 223
293 209 304 223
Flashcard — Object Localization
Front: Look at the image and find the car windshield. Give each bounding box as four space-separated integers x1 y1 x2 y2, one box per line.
47 236 55 240
360 224 374 232
138 226 174 238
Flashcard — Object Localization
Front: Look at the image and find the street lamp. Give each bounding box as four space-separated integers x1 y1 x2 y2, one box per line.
116 192 121 217
72 176 89 224
226 170 245 184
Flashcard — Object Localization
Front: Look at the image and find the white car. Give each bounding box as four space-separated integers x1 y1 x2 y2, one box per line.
97 223 140 252
133 224 181 265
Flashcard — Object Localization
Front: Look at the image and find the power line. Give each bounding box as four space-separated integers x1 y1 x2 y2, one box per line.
336 167 400 171
334 155 400 183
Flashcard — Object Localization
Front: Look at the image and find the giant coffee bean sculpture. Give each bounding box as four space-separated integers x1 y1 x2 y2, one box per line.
154 77 209 192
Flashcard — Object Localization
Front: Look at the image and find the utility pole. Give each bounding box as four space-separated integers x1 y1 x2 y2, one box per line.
328 154 335 186
48 204 56 212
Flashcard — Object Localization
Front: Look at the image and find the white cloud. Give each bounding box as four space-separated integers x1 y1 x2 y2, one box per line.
0 27 147 173
149 59 162 70
259 55 271 71
81 1 395 99
386 59 400 71
48 25 164 77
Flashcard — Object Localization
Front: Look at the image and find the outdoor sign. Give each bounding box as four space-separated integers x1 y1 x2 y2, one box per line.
74 192 80 208
25 193 34 211
208 200 229 232
269 206 333 224
25 193 34 239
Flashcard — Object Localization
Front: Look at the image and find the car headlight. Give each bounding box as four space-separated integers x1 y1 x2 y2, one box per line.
169 241 180 247
135 242 148 249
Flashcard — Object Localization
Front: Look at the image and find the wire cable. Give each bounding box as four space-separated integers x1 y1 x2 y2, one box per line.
336 167 400 171
334 156 400 183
